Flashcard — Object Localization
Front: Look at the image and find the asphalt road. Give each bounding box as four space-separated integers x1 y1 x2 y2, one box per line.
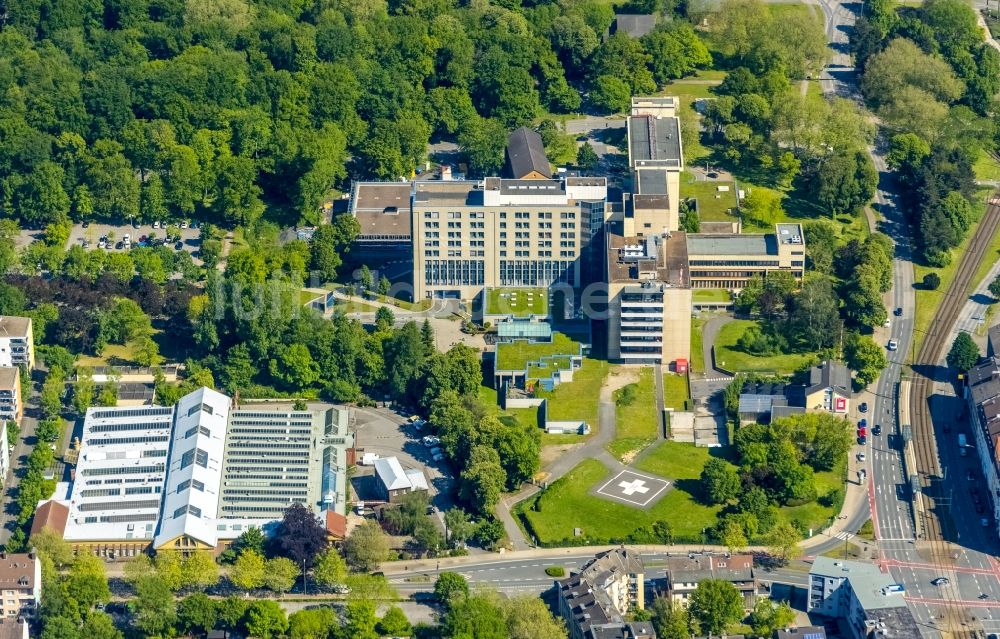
0 373 40 544
813 1 1000 636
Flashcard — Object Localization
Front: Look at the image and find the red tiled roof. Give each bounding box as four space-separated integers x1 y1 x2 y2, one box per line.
326 511 347 539
29 501 68 538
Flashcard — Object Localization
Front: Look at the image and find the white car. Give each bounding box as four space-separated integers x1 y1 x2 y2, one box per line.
857 451 866 462
180 220 189 229
883 319 891 328
887 339 898 351
152 220 160 228
422 436 440 447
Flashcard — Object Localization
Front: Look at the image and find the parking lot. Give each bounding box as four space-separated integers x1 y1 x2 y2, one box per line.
67 222 203 260
351 406 456 510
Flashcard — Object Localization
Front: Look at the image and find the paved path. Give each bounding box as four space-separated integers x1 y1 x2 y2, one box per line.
699 314 735 379
0 372 40 544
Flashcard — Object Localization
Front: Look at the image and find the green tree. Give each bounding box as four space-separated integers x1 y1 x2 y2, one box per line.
66 553 111 613
700 458 741 505
131 576 177 637
444 592 507 639
650 596 694 639
749 599 797 638
845 333 888 386
178 593 218 636
378 605 413 637
181 551 219 589
346 599 379 639
312 549 348 588
502 594 567 639
264 557 299 595
246 600 288 639
719 519 748 554
269 343 320 389
288 607 337 639
765 520 802 566
689 579 745 635
444 507 476 547
990 274 1000 300
230 549 267 591
343 520 389 572
434 571 469 607
590 75 632 113
458 117 507 177
947 332 980 371
577 142 599 171
459 445 507 515
741 189 784 226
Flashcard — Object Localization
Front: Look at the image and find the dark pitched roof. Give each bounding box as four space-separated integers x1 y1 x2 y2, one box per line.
806 361 850 395
612 14 659 38
505 127 551 179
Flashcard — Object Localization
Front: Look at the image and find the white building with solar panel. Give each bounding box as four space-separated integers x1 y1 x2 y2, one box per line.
45 388 354 557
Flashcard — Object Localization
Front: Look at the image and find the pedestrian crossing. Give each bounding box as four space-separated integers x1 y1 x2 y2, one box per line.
832 531 855 541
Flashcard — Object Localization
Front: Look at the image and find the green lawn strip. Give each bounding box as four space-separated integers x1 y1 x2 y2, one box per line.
663 373 691 411
634 440 726 480
607 368 658 460
690 316 706 374
714 319 818 374
299 289 323 305
332 300 381 314
519 457 723 545
76 342 140 367
485 287 548 317
495 333 580 372
692 289 732 303
681 171 740 222
973 150 1000 181
536 358 610 428
768 2 818 20
913 190 992 357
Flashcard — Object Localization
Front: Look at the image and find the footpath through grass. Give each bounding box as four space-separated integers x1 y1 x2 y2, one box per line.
714 319 818 374
606 368 659 462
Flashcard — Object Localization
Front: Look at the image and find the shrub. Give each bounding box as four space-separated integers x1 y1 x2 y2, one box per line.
544 566 565 577
614 383 638 407
923 272 941 290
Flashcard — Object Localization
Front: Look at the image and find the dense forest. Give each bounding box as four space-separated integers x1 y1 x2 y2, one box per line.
0 0 720 229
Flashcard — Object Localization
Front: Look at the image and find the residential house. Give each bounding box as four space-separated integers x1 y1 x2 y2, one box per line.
373 457 428 503
0 553 39 620
804 361 851 414
0 318 32 370
0 618 28 639
556 548 653 639
0 368 22 424
662 553 762 610
505 127 552 180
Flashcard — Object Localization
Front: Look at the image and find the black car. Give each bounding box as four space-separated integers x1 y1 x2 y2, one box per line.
859 402 868 413
82 220 89 228
894 307 903 316
858 435 867 445
115 241 124 250
175 241 184 250
873 424 882 436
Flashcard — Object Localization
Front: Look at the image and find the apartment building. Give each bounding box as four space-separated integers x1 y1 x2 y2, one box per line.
0 318 32 370
808 557 919 639
686 223 805 291
661 553 761 610
0 368 21 424
627 97 684 234
411 176 608 300
37 388 355 557
606 227 691 366
0 553 39 620
965 356 1000 532
556 547 654 639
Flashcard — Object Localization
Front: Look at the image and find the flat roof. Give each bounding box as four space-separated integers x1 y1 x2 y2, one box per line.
350 183 412 239
810 557 907 611
0 367 17 389
776 223 805 246
687 233 775 257
629 115 681 166
118 382 154 402
0 316 29 338
636 170 668 195
606 226 690 286
413 181 483 206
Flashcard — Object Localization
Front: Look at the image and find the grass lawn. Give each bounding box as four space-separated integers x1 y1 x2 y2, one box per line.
485 287 548 317
913 189 992 357
299 289 323 305
693 289 732 303
536 358 610 428
519 457 723 545
332 299 381 313
607 368 659 462
76 343 137 367
378 295 433 312
690 316 706 374
974 150 1000 182
663 373 691 411
768 2 820 20
715 319 818 374
682 171 740 222
782 466 843 534
495 332 581 372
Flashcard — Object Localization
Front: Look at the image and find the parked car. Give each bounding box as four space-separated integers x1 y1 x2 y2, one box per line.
888 339 898 351
859 402 868 413
858 435 867 446
422 436 440 447
152 220 160 228
857 451 866 461
859 418 867 428
115 241 124 250
432 452 445 462
180 220 189 228
175 241 184 250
